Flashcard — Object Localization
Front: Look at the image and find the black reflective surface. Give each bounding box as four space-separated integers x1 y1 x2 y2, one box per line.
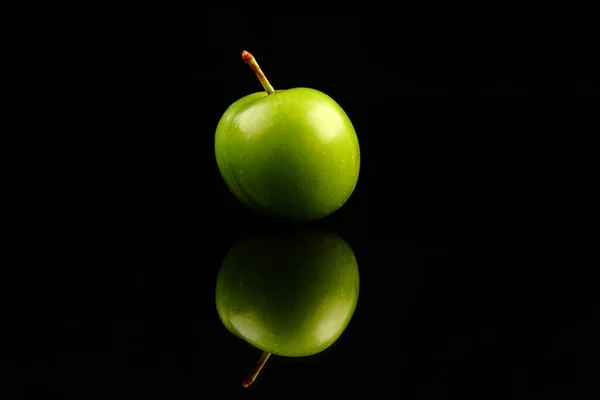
10 14 598 400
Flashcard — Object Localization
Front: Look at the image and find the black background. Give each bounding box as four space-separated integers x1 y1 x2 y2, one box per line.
8 12 599 399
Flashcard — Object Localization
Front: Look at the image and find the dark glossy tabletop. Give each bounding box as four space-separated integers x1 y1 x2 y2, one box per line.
10 14 598 399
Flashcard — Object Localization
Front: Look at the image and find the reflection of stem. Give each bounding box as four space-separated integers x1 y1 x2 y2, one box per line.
242 351 271 388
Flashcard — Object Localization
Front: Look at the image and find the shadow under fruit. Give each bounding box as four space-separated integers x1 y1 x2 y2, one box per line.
215 226 360 387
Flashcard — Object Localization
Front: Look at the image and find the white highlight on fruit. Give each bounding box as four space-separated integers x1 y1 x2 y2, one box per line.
236 104 271 138
306 104 345 142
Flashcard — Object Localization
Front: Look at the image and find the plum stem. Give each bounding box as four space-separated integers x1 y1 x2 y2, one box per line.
241 50 275 95
242 351 271 388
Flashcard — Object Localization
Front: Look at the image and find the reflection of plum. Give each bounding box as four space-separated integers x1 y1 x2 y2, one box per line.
215 227 359 387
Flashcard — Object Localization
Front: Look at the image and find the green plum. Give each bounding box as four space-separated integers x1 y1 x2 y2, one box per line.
215 226 359 387
215 50 360 222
